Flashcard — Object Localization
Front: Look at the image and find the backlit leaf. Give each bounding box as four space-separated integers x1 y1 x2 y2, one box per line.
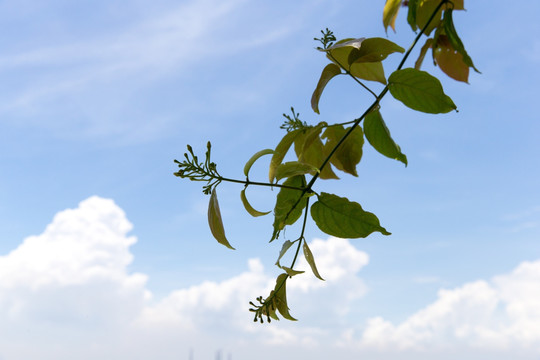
388 68 457 113
282 266 305 277
415 38 434 70
274 273 296 321
276 240 295 267
442 8 480 74
269 130 301 183
294 126 339 180
407 0 419 31
271 175 308 241
351 37 405 63
311 63 342 114
322 125 364 177
383 0 402 33
303 241 324 280
350 62 387 84
244 149 274 177
275 161 318 182
433 35 469 83
311 192 391 238
208 189 235 250
240 189 271 217
326 38 365 68
416 0 443 36
364 109 408 165
415 0 464 35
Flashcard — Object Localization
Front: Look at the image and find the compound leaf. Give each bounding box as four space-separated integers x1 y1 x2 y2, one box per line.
311 192 391 238
240 189 271 217
388 68 457 113
311 63 342 114
364 109 407 166
208 189 235 250
303 241 324 280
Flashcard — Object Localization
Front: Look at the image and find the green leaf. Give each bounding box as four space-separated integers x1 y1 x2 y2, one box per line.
303 241 324 280
294 125 339 180
415 0 465 37
442 8 480 73
324 38 388 84
282 266 305 277
415 0 443 36
208 189 235 250
388 68 457 113
240 189 271 217
351 37 405 63
311 63 341 114
383 0 402 33
311 192 391 238
349 61 387 84
271 175 308 241
244 149 274 177
274 273 296 321
364 109 407 166
414 38 434 70
407 0 419 31
269 130 301 183
275 240 295 267
326 38 365 68
322 125 364 177
275 161 318 182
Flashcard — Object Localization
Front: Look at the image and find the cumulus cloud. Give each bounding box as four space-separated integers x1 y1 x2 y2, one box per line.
0 197 373 359
359 260 540 355
3 196 540 360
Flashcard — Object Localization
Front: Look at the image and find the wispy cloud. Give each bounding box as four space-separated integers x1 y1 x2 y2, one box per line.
0 0 295 142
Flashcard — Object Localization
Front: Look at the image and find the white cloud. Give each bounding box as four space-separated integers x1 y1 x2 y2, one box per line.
359 260 540 355
4 196 540 359
0 197 371 359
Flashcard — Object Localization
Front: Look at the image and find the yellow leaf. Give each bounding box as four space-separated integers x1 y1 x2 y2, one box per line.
383 0 402 33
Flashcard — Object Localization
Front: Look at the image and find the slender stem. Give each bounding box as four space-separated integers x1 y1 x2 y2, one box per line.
290 196 311 268
327 53 378 99
280 0 448 225
397 0 448 71
265 197 311 304
218 176 305 191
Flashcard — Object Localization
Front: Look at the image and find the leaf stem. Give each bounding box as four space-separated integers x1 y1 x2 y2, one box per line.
281 0 448 223
327 53 378 99
218 176 306 191
265 197 311 306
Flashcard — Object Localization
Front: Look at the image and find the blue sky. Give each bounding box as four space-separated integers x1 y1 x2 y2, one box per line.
0 0 539 359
